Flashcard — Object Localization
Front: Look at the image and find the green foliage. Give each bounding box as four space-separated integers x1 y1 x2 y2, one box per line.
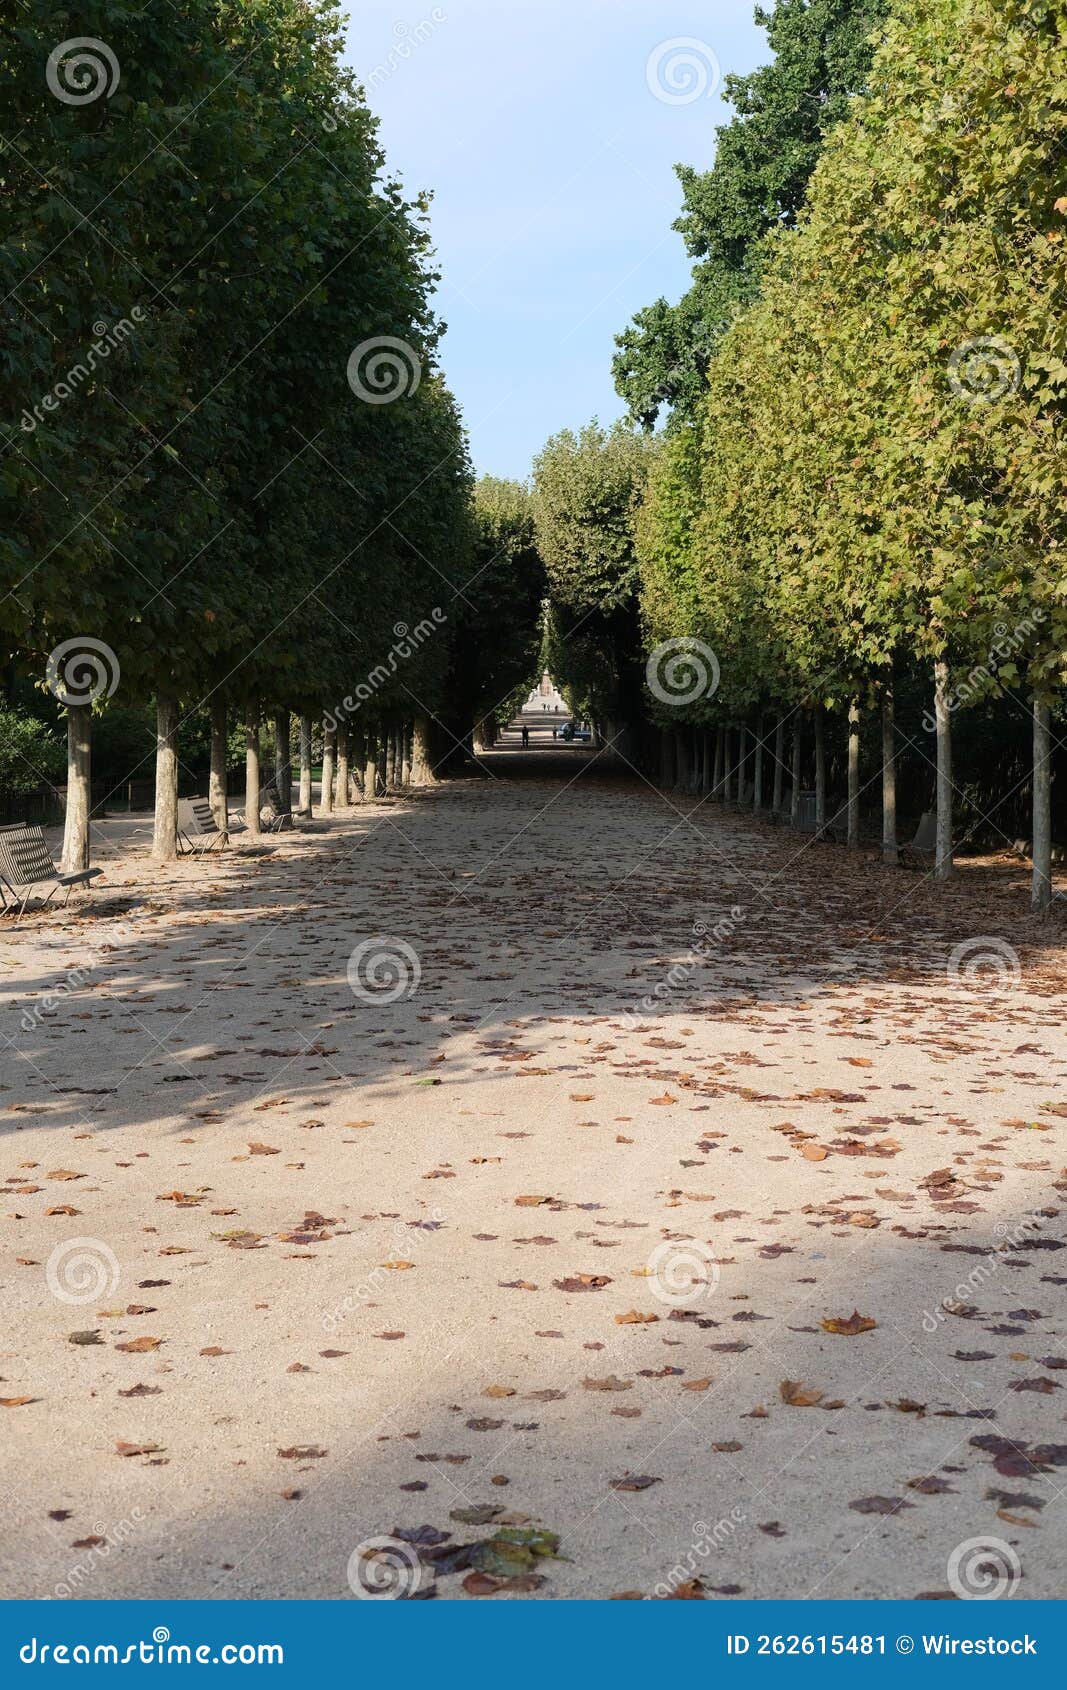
0 709 66 791
636 0 1067 732
532 422 656 617
449 477 546 728
531 421 657 733
1 0 479 751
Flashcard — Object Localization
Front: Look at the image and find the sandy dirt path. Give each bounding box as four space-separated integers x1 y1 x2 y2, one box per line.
2 764 1066 1601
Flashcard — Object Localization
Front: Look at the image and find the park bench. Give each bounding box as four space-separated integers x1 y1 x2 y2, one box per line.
260 786 295 833
177 798 246 856
898 810 937 869
766 792 790 826
0 823 102 921
794 789 818 833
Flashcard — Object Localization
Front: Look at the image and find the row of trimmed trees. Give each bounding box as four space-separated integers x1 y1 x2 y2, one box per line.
4 1 542 864
636 0 1065 912
532 0 1065 912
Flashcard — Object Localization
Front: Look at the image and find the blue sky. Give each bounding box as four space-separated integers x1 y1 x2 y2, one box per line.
341 2 769 481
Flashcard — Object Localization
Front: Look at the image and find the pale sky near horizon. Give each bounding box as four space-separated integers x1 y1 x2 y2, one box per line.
341 1 769 481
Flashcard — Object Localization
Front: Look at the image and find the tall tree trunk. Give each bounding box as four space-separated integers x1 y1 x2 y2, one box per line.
790 716 802 827
152 697 179 862
245 702 261 841
659 729 674 790
713 726 724 798
658 730 672 789
350 727 366 802
724 729 735 803
753 716 764 812
474 715 498 751
772 718 785 814
274 710 291 814
411 716 435 785
699 730 711 794
738 724 749 806
881 685 898 866
298 716 312 814
336 728 350 808
674 729 690 792
402 723 413 787
934 659 953 879
320 724 336 817
364 739 378 802
387 728 398 790
61 704 92 874
814 706 827 836
846 700 860 848
209 699 228 835
1032 698 1053 914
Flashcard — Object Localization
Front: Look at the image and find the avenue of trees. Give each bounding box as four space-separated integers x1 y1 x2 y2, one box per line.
536 0 1065 912
3 0 1063 918
2 0 481 862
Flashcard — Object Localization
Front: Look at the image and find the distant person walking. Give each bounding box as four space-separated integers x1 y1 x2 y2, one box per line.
521 725 530 749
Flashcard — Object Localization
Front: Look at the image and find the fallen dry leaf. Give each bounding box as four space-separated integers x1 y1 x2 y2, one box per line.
780 1379 823 1407
821 1311 877 1336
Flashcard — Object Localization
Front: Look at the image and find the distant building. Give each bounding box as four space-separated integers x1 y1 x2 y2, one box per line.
522 672 567 713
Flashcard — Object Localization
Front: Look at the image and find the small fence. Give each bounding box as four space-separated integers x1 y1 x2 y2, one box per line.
0 787 64 828
0 766 248 827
